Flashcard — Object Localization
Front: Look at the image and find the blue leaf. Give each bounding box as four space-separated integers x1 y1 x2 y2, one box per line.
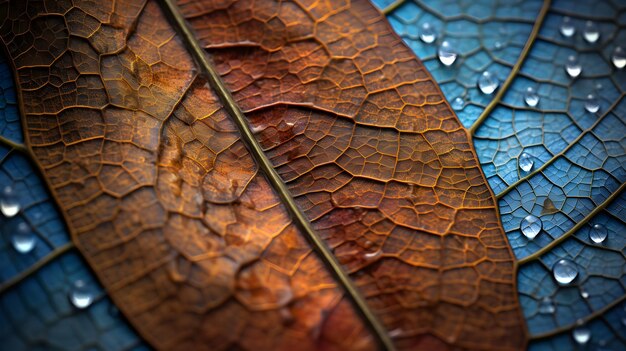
382 0 626 348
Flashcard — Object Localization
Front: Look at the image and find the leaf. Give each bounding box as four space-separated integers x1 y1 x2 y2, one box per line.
380 0 626 349
0 0 526 350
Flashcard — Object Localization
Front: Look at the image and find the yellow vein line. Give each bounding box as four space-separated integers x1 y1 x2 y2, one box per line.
518 182 626 265
469 0 551 135
0 242 75 294
157 0 395 349
496 94 625 200
530 294 626 339
0 135 28 154
382 0 407 14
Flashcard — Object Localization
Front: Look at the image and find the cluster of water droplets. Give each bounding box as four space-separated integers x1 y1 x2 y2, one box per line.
0 185 39 254
559 17 624 70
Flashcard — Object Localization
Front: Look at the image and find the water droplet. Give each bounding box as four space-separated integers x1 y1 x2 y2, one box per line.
584 94 600 113
565 55 582 78
363 249 382 261
70 280 94 309
583 21 600 43
580 289 589 298
538 297 555 314
478 71 498 94
589 223 608 243
553 259 578 285
451 96 464 110
612 46 625 69
494 41 502 50
572 323 591 344
560 16 576 37
438 41 458 66
518 152 534 172
565 55 583 78
524 87 539 107
0 185 20 217
521 215 542 240
11 221 36 253
420 22 437 44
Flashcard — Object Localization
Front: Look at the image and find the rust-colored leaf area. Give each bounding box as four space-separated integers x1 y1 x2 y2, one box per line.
0 0 526 350
180 0 526 349
0 0 374 350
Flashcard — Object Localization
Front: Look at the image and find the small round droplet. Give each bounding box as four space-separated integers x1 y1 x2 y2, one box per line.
572 323 591 344
420 22 437 44
438 41 458 66
363 249 382 261
521 214 542 240
524 87 540 107
494 41 502 50
478 71 498 94
565 55 582 78
538 297 555 314
70 280 94 309
584 94 600 113
589 223 608 243
0 185 20 217
583 21 600 43
560 16 576 37
11 221 36 253
518 152 534 173
452 96 464 110
553 259 578 285
612 46 626 69
580 289 589 299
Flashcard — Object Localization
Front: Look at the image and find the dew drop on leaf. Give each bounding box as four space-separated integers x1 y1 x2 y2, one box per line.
538 297 555 314
438 40 457 66
69 280 94 309
451 96 464 110
11 220 36 254
478 71 498 94
565 55 582 78
583 21 600 43
612 46 625 69
518 152 534 173
572 322 591 344
419 22 436 44
589 223 608 243
553 259 578 285
521 215 542 240
584 94 600 113
0 185 20 217
524 86 539 107
560 16 576 37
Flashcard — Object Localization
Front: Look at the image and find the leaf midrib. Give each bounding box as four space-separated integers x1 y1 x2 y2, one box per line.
156 0 395 349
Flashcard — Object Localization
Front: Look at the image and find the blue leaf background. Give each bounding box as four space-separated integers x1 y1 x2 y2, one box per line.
1 0 625 349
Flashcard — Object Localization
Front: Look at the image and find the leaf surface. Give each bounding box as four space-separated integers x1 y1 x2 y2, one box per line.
0 0 526 350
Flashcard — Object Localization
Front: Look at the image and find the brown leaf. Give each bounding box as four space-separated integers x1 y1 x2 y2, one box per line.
0 0 526 350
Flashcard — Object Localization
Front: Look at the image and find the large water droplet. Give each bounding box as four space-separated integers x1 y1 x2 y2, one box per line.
584 94 600 113
565 55 582 78
451 96 464 110
70 280 94 309
0 185 20 217
438 41 458 66
583 21 600 43
420 22 437 44
560 16 576 37
524 87 539 107
553 259 578 285
478 71 498 94
572 322 591 344
612 46 625 69
518 152 534 173
11 221 36 254
521 215 542 240
589 223 608 243
538 297 555 314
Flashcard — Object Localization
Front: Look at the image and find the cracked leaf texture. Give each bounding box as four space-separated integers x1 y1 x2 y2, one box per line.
0 0 526 350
